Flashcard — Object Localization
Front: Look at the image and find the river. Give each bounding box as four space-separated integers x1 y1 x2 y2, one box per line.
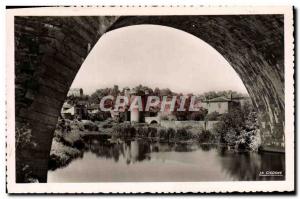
47 135 285 182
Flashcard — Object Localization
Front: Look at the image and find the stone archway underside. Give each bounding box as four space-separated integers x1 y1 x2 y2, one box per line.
15 15 284 182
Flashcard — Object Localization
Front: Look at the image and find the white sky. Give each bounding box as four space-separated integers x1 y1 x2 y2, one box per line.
71 25 248 95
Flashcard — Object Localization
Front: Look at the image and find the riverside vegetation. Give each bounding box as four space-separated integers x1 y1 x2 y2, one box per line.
46 102 260 171
15 104 260 182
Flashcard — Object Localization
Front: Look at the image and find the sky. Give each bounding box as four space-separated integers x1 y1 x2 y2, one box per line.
70 25 248 95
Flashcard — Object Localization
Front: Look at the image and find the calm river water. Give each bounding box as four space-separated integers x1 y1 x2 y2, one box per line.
48 135 285 182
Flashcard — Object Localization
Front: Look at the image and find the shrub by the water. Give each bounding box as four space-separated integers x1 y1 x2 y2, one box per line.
158 128 169 140
104 120 217 144
175 128 193 141
112 122 136 139
49 139 82 170
148 127 158 137
197 130 215 143
167 128 176 140
136 126 148 137
213 107 261 151
82 120 98 131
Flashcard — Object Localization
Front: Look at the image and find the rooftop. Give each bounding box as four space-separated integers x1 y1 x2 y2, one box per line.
204 95 250 103
204 96 232 102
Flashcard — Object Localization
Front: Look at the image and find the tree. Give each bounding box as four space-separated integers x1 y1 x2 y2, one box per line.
89 87 115 104
159 88 173 96
154 87 160 96
213 109 244 145
213 102 260 151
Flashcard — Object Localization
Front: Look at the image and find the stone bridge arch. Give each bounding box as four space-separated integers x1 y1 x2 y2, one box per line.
15 15 284 182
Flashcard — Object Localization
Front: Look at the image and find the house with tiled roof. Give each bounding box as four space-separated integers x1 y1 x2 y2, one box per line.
202 95 241 114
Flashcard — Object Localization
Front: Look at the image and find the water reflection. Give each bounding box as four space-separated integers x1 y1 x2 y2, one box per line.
48 135 285 182
84 135 285 181
199 144 213 151
84 135 204 163
84 136 153 164
217 149 285 181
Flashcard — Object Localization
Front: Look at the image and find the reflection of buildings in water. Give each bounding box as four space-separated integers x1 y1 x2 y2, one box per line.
151 142 174 152
86 136 125 162
217 149 285 181
131 141 140 163
123 141 133 164
85 136 286 182
111 144 123 162
86 137 152 164
122 140 152 164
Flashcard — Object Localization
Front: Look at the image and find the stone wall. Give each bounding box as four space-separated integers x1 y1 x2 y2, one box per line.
145 116 159 124
160 120 219 131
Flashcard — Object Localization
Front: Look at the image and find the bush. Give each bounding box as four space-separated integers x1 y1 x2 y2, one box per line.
148 127 158 137
158 128 167 139
235 129 261 151
176 128 193 141
248 129 261 151
62 131 84 149
197 130 215 143
82 120 98 131
212 108 261 151
49 139 82 170
102 124 113 128
136 126 147 137
112 123 136 139
167 128 176 139
89 111 111 121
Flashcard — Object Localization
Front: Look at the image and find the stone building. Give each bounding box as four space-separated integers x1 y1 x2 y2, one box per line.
67 88 83 97
202 96 241 114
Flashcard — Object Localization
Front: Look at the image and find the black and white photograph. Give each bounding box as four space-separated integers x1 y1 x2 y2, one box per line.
5 6 294 194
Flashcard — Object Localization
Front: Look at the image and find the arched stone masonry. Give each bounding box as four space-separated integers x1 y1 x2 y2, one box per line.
14 15 284 182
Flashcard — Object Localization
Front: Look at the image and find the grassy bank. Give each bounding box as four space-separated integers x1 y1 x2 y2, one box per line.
48 138 83 170
49 120 86 170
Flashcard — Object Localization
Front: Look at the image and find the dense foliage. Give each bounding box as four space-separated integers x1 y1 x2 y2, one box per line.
213 102 261 151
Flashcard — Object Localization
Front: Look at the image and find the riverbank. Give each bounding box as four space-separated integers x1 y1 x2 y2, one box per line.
49 120 86 170
49 117 261 170
48 118 213 170
49 138 83 170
